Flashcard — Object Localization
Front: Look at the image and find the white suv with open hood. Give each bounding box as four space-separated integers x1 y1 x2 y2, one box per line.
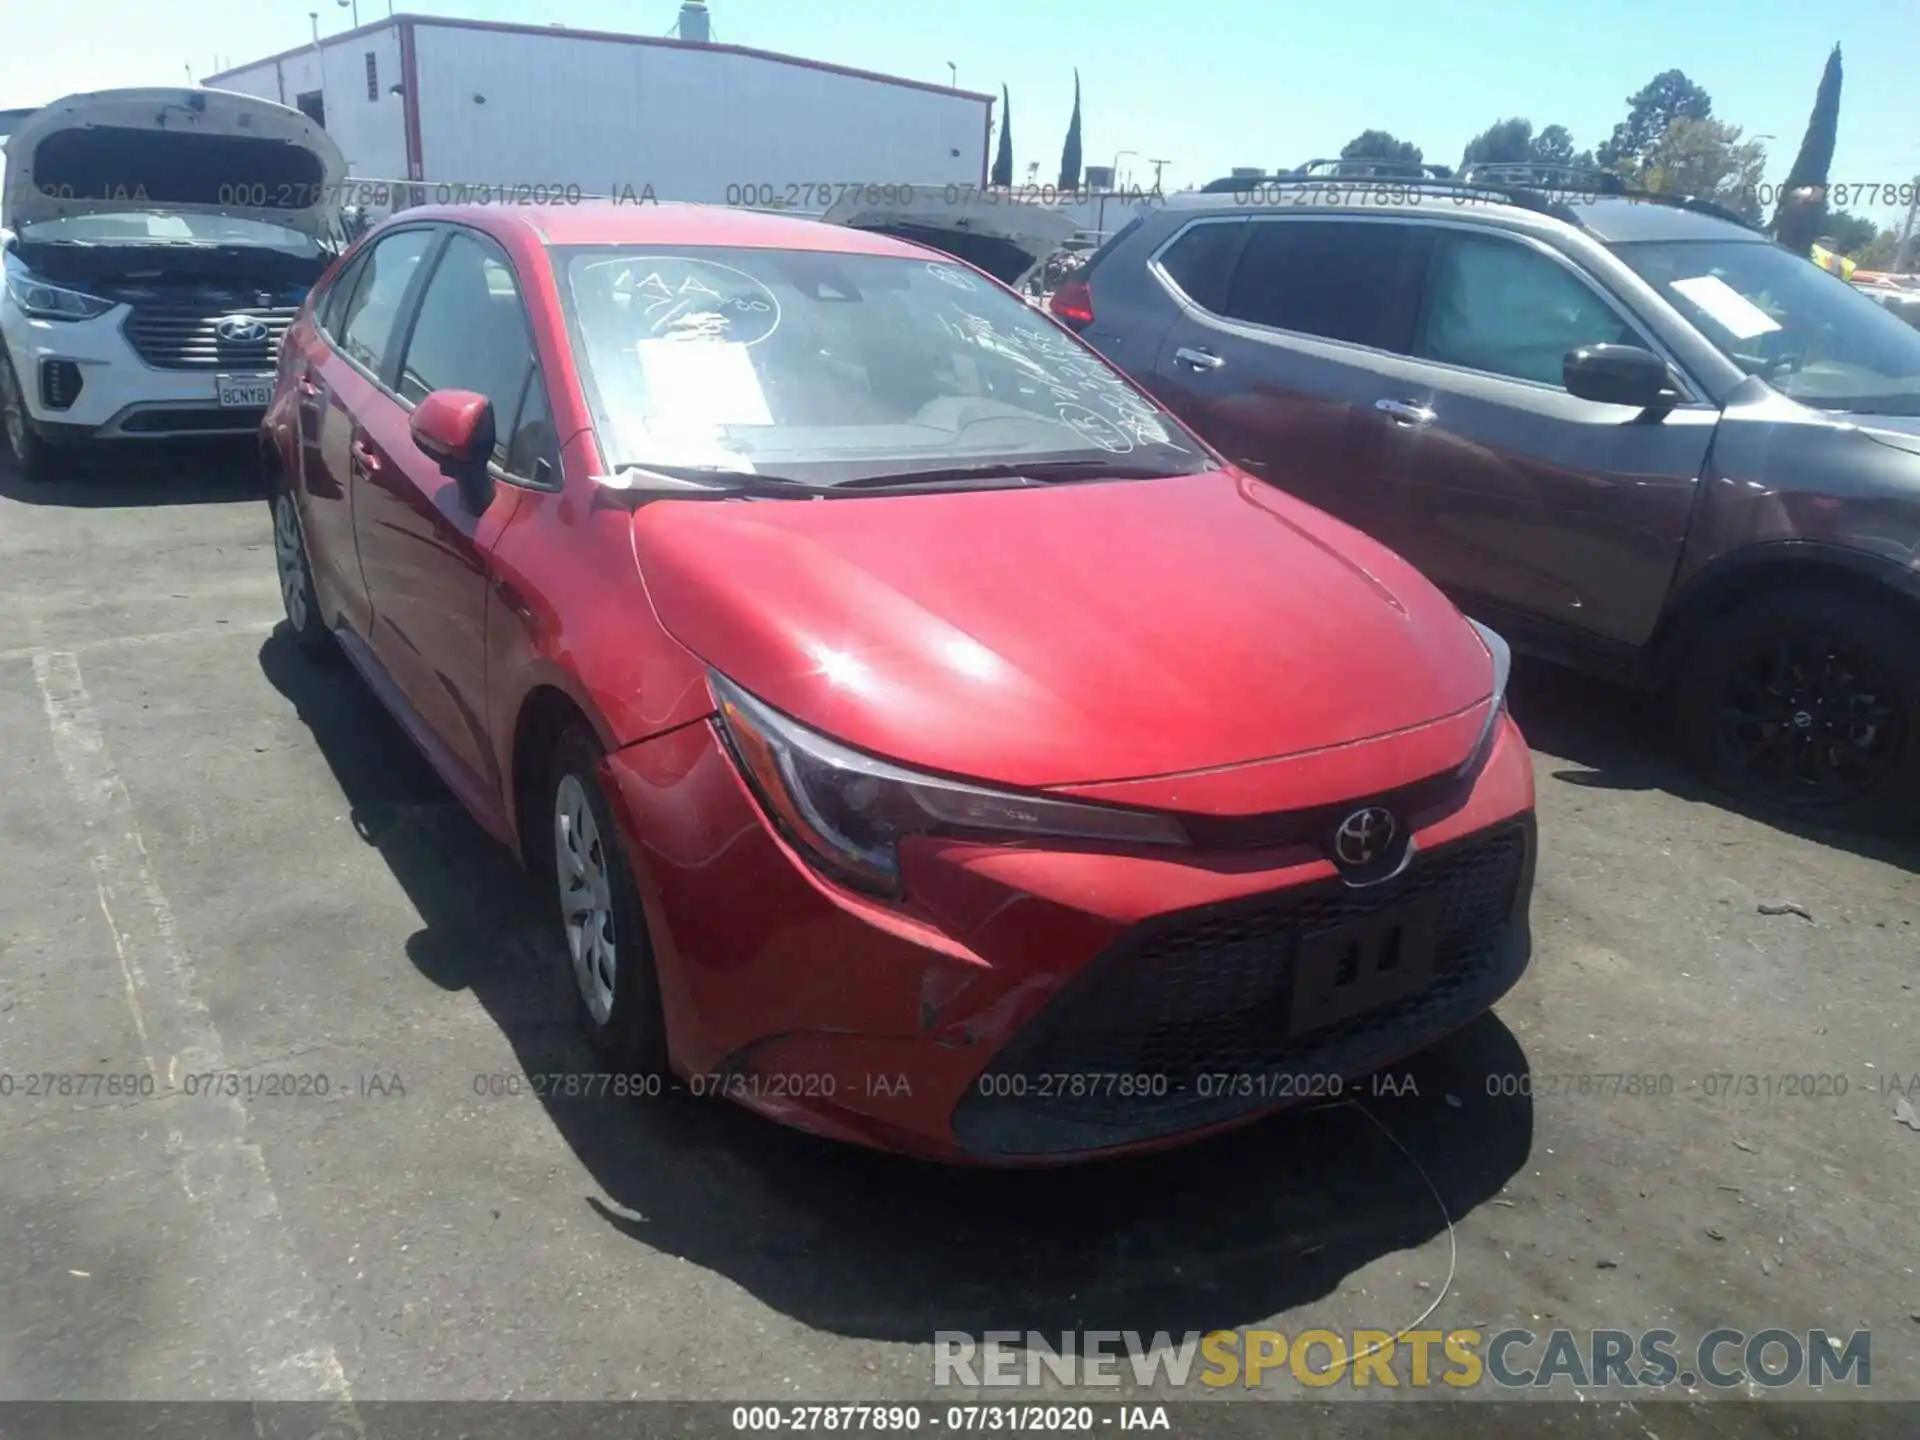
0 87 346 480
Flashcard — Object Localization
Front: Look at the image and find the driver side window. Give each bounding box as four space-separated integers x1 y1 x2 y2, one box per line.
1415 232 1639 387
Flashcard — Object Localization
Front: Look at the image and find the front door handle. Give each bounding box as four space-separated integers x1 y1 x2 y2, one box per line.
1175 347 1225 372
1374 397 1436 427
349 438 383 476
297 374 322 399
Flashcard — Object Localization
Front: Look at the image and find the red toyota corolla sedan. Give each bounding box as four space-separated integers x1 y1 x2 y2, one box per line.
261 201 1536 1163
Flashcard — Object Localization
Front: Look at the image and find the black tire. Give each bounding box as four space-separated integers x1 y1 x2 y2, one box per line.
0 349 60 483
546 725 670 1075
266 470 334 656
1675 586 1920 827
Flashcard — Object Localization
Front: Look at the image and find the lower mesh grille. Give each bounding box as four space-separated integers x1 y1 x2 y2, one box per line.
952 820 1533 1156
116 408 264 434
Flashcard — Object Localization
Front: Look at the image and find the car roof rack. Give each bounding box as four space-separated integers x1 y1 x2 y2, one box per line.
1192 168 1583 225
1293 157 1456 180
1190 163 1766 237
1456 162 1765 233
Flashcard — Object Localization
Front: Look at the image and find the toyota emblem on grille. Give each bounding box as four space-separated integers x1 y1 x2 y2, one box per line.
215 315 270 343
1333 806 1397 868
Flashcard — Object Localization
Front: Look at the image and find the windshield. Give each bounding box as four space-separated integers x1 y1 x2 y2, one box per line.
556 244 1212 484
1612 238 1920 416
16 211 321 252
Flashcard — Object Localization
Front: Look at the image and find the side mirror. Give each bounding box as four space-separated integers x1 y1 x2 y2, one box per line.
410 388 497 513
1563 344 1683 410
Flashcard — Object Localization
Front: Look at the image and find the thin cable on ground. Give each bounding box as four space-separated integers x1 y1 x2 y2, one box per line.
1293 1097 1460 1376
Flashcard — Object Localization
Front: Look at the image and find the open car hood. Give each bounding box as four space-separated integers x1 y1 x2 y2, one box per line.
819 187 1076 290
2 88 347 243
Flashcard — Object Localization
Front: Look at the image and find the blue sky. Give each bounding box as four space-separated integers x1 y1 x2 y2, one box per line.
4 0 1917 228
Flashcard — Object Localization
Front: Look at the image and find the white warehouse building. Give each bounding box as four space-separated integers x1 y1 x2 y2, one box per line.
202 5 993 206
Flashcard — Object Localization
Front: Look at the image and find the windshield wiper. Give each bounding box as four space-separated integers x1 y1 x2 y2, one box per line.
604 456 1209 499
605 463 824 499
828 457 1209 490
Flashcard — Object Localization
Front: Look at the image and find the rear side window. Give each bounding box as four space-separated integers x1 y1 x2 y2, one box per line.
1156 219 1247 314
316 255 365 339
1222 219 1423 349
335 228 434 377
1415 232 1640 386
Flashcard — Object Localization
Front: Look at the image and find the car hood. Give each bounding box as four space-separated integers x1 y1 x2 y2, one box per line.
1850 413 1920 460
2 88 346 243
632 469 1496 791
819 188 1075 289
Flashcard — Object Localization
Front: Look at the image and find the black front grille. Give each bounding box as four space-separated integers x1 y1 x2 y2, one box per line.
952 820 1534 1156
117 408 263 434
123 307 295 371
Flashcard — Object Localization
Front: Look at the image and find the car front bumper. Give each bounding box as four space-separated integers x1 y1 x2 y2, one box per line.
599 711 1537 1165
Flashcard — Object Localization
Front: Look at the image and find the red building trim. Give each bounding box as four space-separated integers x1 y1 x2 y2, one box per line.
399 18 423 181
982 98 992 189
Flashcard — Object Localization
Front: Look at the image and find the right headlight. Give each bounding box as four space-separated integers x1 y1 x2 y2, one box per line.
710 671 1189 896
1458 618 1513 779
4 265 115 321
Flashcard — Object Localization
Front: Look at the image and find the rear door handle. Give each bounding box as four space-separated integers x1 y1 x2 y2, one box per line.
1374 398 1436 427
297 374 322 398
1174 347 1225 372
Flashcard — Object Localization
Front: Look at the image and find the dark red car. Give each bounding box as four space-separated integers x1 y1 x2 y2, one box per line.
262 202 1537 1163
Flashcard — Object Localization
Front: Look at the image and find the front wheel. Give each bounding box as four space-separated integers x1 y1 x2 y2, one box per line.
548 726 670 1074
0 349 60 482
1675 587 1919 827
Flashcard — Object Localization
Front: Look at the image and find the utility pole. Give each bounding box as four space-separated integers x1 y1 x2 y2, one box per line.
1149 158 1170 191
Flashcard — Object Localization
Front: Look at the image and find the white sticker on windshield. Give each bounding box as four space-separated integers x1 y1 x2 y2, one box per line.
636 340 773 428
1671 275 1783 340
925 263 979 291
1056 403 1136 454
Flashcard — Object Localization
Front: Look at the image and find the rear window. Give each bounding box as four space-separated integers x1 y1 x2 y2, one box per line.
1221 219 1424 350
1079 214 1147 276
1155 219 1247 314
334 228 433 376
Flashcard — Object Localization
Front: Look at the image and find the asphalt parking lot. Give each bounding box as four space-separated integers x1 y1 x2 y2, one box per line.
0 443 1915 1434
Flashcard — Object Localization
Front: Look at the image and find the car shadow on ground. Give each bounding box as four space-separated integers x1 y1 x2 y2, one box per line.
0 439 261 507
260 627 1535 1343
1507 657 1920 875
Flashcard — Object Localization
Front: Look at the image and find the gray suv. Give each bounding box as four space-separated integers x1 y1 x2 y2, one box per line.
1056 171 1920 826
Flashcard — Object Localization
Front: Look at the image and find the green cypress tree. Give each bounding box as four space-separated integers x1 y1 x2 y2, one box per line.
1059 70 1082 190
992 86 1013 188
1773 45 1843 257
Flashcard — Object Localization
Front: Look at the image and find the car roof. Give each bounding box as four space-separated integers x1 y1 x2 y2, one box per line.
388 200 933 259
1154 186 1768 246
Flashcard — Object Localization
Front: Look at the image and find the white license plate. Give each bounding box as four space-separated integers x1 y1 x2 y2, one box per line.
216 373 276 408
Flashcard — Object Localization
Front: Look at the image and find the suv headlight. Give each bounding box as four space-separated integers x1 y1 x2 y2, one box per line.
4 267 115 321
710 671 1189 895
1459 619 1513 779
